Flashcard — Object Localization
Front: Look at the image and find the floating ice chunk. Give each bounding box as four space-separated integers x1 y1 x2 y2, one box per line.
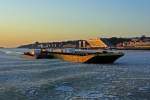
5 51 12 54
88 91 104 98
73 90 104 99
106 95 117 98
55 85 74 92
138 86 150 92
25 88 38 97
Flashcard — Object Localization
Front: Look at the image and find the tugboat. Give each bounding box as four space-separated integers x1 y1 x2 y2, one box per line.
24 49 54 59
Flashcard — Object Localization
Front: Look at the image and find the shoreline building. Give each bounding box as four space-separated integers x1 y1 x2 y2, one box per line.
116 38 150 50
20 38 108 49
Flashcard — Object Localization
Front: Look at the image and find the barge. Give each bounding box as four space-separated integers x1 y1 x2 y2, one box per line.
23 38 124 63
24 49 124 64
53 50 124 64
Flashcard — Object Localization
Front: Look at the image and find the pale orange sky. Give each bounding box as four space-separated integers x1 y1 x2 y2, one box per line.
0 0 150 47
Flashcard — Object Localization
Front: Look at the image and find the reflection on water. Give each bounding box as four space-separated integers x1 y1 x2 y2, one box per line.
0 49 150 100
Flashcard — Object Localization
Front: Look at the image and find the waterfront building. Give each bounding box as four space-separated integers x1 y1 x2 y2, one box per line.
29 38 108 49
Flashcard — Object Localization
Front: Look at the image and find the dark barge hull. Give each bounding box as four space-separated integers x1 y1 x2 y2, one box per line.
53 52 124 64
23 52 55 59
36 54 55 59
85 53 124 64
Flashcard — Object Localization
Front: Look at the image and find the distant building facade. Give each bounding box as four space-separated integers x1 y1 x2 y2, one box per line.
116 36 150 49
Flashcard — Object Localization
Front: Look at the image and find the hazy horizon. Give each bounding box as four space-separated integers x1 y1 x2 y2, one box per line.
0 0 150 47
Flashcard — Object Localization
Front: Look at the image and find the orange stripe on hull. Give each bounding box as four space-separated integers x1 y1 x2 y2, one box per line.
54 54 95 63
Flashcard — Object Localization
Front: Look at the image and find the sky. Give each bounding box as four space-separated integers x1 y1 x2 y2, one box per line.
0 0 150 47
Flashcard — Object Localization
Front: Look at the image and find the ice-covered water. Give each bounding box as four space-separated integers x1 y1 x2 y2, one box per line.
0 49 150 100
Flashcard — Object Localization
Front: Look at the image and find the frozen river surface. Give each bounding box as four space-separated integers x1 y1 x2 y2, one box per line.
0 49 150 100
